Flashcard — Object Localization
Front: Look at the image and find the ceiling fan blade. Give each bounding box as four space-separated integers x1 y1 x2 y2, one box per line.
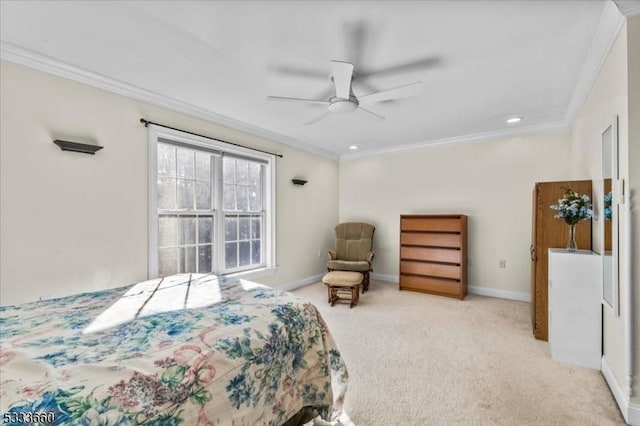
358 81 423 106
305 111 330 126
330 60 354 99
358 57 442 79
358 107 385 120
267 96 330 105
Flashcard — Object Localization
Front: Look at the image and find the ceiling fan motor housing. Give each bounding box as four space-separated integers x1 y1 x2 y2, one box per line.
329 97 359 113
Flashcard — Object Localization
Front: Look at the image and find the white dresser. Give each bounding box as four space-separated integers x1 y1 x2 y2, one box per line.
548 249 601 369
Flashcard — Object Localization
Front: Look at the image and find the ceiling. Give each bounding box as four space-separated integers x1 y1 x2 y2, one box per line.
0 1 628 158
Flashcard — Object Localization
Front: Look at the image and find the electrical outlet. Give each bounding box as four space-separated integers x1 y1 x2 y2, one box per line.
499 259 506 269
318 250 322 257
467 257 473 266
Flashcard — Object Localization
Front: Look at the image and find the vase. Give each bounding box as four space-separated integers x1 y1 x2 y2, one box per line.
566 223 577 252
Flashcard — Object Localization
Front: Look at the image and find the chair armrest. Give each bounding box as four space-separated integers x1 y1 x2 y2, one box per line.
327 250 337 260
367 251 375 262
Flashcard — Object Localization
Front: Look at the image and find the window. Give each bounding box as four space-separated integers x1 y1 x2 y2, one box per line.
222 157 264 271
149 126 275 277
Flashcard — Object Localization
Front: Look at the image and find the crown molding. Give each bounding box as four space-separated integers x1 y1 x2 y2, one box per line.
564 1 625 125
614 0 640 16
340 119 569 160
0 41 339 160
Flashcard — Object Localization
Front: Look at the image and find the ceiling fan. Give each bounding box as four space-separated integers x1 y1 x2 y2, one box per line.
267 60 423 125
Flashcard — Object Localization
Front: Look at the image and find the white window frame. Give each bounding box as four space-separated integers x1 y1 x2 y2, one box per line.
148 125 276 278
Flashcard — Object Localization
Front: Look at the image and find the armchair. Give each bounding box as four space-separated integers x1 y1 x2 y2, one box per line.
327 222 375 292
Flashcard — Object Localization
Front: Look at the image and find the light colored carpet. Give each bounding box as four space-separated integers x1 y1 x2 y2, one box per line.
292 280 624 426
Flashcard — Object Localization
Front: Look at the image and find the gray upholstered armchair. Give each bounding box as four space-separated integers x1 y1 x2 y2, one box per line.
327 222 375 292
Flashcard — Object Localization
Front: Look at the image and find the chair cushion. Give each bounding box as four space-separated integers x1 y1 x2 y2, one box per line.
327 260 370 272
323 271 364 286
335 222 375 261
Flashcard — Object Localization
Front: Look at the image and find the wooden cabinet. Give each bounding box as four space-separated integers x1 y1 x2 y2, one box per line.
399 215 467 299
530 180 592 341
548 249 601 369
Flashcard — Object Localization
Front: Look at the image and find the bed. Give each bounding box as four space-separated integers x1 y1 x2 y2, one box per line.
0 274 348 425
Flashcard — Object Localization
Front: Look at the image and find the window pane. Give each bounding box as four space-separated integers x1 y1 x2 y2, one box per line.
223 157 235 183
159 216 178 248
199 245 212 272
239 241 251 267
179 246 197 273
158 177 176 210
198 217 213 244
196 182 211 210
195 152 210 181
237 186 248 211
179 217 196 245
249 163 261 186
225 216 238 241
225 242 238 269
249 186 261 211
251 217 261 239
159 247 177 276
223 184 235 210
158 144 176 176
251 240 261 265
236 160 249 184
239 217 250 240
177 179 194 209
177 148 194 179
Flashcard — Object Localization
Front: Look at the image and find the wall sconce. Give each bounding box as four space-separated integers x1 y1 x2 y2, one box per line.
292 178 308 186
53 139 104 155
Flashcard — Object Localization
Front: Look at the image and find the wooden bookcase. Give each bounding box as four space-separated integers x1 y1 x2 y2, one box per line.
399 214 467 299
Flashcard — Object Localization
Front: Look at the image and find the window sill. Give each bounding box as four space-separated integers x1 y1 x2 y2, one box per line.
226 266 277 281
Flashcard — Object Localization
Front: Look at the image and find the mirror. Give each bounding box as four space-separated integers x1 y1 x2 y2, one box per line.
601 115 618 315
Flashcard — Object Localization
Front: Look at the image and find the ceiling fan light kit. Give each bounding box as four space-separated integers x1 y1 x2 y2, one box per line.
268 60 423 125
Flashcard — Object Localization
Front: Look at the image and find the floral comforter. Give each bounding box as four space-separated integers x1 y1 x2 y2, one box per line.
0 274 348 425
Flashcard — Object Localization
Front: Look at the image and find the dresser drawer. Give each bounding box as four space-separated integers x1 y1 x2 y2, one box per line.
400 246 460 263
400 217 461 232
400 261 461 279
400 232 461 248
399 275 461 296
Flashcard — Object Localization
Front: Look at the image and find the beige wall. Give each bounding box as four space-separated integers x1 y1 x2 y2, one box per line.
571 14 640 417
626 14 640 409
0 60 338 305
339 129 572 298
570 19 629 387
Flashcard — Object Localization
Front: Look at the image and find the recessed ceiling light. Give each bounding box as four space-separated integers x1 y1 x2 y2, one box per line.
506 116 523 124
349 145 359 150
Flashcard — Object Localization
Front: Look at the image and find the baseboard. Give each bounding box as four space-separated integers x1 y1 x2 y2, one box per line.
279 273 324 291
371 273 398 283
371 274 530 302
467 286 531 303
601 356 638 425
630 401 640 426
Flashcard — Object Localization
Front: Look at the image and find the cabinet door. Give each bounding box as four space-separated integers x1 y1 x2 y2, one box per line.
533 180 592 341
530 186 538 332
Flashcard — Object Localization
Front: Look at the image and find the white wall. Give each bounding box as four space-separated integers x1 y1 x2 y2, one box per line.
339 129 572 299
0 60 338 305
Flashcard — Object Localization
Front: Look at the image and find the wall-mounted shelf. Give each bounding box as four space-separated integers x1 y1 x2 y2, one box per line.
53 140 103 155
292 179 308 186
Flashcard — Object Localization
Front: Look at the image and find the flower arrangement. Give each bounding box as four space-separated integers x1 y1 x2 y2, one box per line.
604 191 612 221
550 187 594 225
